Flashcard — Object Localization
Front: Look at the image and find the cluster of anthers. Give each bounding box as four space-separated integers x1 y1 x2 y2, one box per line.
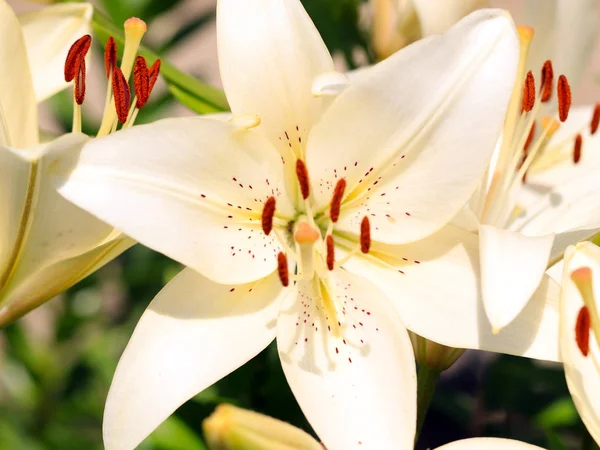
571 267 599 371
64 18 160 136
261 160 371 288
479 26 600 227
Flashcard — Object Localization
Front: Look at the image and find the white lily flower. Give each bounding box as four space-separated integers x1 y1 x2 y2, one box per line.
371 0 489 60
559 241 600 445
0 4 168 325
50 0 566 446
19 2 93 102
466 15 600 333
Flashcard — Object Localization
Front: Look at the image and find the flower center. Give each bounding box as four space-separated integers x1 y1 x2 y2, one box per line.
478 25 598 229
64 18 160 137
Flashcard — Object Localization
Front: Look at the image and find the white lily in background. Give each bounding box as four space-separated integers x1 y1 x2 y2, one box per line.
52 0 569 446
559 242 600 445
0 2 167 325
203 403 547 450
19 1 93 102
370 0 488 60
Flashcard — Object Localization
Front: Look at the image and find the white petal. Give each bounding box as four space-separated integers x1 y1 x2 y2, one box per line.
559 242 600 444
525 0 598 89
307 10 519 244
436 437 545 450
411 0 489 36
480 225 554 332
277 270 416 449
0 0 38 148
217 0 334 150
19 3 93 102
104 268 284 450
0 134 131 323
52 118 294 285
340 225 561 361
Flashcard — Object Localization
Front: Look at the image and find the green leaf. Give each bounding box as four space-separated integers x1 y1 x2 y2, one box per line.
149 416 207 450
534 397 579 430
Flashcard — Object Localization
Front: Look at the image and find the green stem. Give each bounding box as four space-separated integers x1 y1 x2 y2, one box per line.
91 11 229 114
415 365 441 441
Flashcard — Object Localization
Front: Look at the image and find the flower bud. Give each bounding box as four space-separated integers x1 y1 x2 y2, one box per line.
409 331 465 371
203 404 323 450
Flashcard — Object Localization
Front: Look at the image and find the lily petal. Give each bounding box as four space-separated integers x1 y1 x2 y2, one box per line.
19 3 93 102
411 0 488 36
307 10 519 244
217 0 334 150
277 270 416 450
480 225 554 332
559 243 600 444
53 117 295 284
525 0 598 89
0 134 131 324
340 225 561 361
436 437 545 450
0 0 38 148
103 268 284 450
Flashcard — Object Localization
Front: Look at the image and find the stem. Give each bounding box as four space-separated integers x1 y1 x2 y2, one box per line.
415 365 441 441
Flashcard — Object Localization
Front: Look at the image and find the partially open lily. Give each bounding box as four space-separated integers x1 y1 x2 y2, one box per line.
559 242 600 445
0 6 165 326
51 0 568 446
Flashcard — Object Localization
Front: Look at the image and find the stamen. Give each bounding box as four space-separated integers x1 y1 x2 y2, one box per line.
330 178 346 223
573 134 583 164
112 67 131 124
74 58 86 105
521 71 535 113
261 197 276 235
576 305 591 357
326 235 335 270
134 56 150 109
64 34 91 82
360 217 371 254
557 75 572 122
148 59 161 94
104 36 117 79
540 60 553 103
295 159 310 200
277 252 289 287
523 120 536 152
591 104 600 135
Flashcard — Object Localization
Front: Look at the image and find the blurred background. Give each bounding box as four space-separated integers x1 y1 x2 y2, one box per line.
2 0 600 449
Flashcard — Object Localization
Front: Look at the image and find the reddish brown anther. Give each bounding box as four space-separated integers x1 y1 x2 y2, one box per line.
591 104 600 135
360 217 371 254
573 134 583 164
64 34 91 82
277 252 289 287
575 305 591 357
261 196 276 235
74 59 86 105
104 36 117 79
326 235 335 270
540 60 554 103
296 159 310 200
148 59 161 94
330 178 346 223
134 56 150 109
522 71 536 113
523 120 536 153
557 75 572 122
112 67 131 124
